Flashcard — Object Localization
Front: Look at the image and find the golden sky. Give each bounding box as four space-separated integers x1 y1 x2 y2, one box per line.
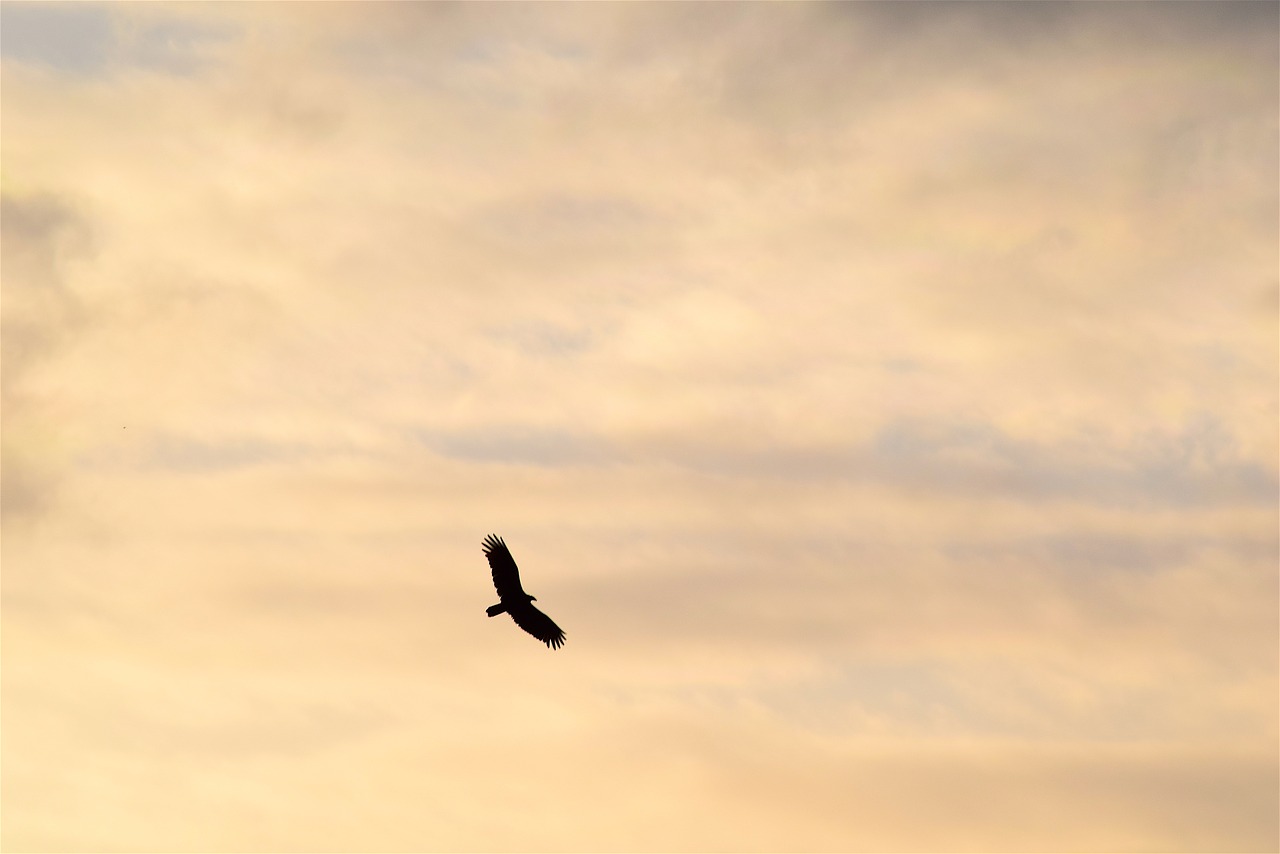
2 3 1277 852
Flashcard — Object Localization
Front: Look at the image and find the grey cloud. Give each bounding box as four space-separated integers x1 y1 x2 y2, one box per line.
641 417 1276 508
1 194 93 522
946 532 1278 576
0 3 236 77
745 657 1232 744
417 415 1275 507
1 443 55 524
475 316 599 364
419 425 615 468
862 417 1277 508
820 0 1278 50
0 193 91 295
79 431 362 475
327 3 596 112
622 2 1279 163
1 194 91 383
123 17 238 77
459 192 678 277
475 193 661 243
131 436 303 473
503 321 594 358
0 3 112 74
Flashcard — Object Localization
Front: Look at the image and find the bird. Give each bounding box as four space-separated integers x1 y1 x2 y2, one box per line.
482 534 566 650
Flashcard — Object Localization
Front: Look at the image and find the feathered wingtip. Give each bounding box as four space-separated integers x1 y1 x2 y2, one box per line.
482 533 506 555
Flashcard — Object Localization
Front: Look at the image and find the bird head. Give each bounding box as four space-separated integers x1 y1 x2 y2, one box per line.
528 595 537 602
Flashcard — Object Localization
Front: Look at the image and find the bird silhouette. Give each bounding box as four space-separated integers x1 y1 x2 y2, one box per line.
482 534 566 650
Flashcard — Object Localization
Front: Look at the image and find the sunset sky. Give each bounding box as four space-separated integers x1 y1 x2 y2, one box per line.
2 2 1277 851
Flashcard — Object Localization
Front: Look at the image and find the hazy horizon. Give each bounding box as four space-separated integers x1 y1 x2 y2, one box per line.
3 2 1277 851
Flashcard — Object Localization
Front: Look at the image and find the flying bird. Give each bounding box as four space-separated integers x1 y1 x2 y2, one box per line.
483 534 566 649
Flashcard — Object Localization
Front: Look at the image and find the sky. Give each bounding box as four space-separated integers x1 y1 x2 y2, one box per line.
1 2 1277 851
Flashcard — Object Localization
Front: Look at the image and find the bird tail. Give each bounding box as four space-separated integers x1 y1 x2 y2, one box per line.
486 603 506 617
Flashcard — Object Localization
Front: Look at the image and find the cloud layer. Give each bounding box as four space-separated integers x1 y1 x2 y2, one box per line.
3 3 1277 851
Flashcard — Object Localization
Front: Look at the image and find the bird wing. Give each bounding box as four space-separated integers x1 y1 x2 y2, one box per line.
509 601 566 650
482 534 527 602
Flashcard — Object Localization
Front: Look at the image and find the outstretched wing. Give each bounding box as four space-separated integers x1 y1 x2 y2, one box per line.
482 534 527 602
509 601 566 650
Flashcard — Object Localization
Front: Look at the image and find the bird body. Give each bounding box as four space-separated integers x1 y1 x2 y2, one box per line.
482 534 566 649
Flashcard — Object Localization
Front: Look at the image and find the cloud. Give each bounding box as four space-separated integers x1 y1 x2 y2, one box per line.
419 425 614 468
1 193 94 523
0 2 237 77
2 3 1275 852
0 193 90 384
0 3 113 74
413 412 1276 507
